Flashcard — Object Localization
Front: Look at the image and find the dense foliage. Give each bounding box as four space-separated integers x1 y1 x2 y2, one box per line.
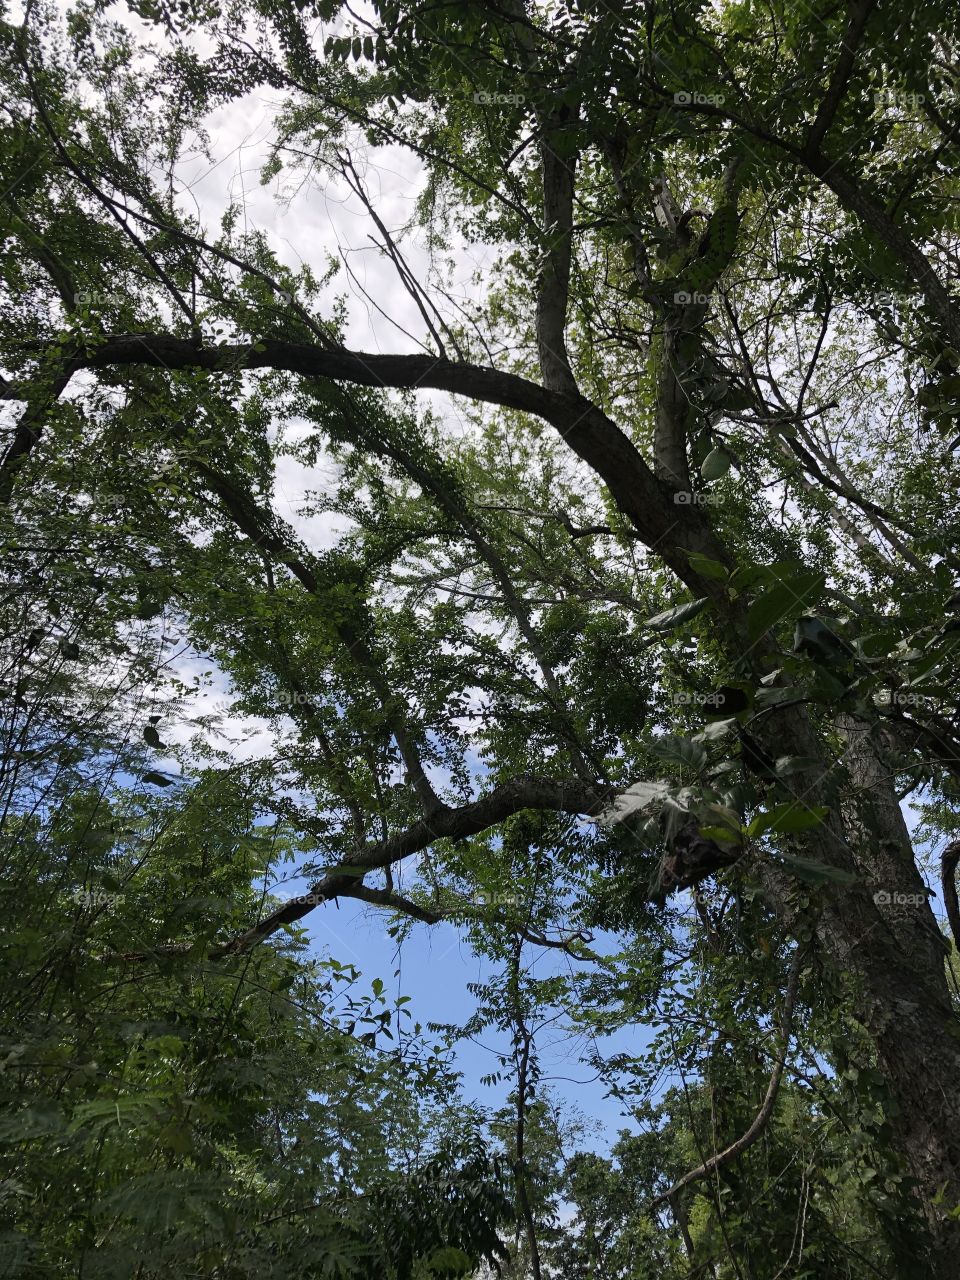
2 0 960 1275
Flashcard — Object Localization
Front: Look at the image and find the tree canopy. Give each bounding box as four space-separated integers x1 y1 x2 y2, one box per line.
2 0 960 1275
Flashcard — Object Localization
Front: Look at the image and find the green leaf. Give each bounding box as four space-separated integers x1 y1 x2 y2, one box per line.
702 801 743 832
747 571 825 643
686 552 729 581
652 734 709 773
698 824 742 846
644 597 709 631
772 851 858 886
857 630 900 659
748 803 829 836
701 447 732 481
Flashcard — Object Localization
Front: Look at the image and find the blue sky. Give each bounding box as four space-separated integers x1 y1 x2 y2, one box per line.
302 892 654 1152
287 794 943 1158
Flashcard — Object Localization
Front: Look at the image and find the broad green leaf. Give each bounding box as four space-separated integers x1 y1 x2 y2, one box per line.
686 552 729 581
748 803 829 837
747 572 826 643
644 597 709 631
701 447 732 481
772 852 858 887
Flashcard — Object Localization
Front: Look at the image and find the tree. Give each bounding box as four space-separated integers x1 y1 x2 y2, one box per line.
0 539 512 1276
3 0 960 1272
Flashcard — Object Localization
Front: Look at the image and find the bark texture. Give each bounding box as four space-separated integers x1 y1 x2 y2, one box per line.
756 706 960 1272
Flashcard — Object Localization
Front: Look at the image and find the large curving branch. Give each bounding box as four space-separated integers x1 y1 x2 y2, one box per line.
217 775 610 954
534 106 580 396
99 770 741 963
804 0 878 155
39 331 732 592
0 370 74 506
96 776 612 963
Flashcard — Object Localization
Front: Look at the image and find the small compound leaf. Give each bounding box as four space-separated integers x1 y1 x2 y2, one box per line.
652 734 709 772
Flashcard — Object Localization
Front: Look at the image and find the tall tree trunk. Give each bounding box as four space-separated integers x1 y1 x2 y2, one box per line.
839 715 960 1272
758 706 960 1274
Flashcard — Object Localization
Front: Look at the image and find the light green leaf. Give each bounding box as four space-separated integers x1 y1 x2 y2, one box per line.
701 447 732 481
